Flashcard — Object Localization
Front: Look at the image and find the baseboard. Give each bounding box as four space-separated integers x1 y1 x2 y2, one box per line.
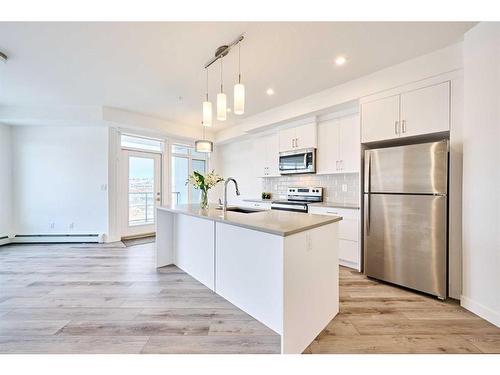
12 234 104 244
0 236 12 246
339 259 361 272
461 295 500 328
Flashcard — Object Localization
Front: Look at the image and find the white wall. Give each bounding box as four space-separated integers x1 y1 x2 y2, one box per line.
12 126 109 237
0 124 13 239
461 22 500 327
215 138 262 204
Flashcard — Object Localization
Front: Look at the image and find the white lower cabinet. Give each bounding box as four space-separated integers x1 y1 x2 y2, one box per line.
309 206 361 271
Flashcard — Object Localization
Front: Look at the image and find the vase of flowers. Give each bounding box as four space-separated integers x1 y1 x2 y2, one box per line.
187 170 224 209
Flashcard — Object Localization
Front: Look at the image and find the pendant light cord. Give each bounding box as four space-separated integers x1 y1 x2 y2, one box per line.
205 68 209 101
220 58 224 93
238 43 241 84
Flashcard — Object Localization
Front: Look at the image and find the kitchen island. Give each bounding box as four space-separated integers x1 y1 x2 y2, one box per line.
156 204 342 354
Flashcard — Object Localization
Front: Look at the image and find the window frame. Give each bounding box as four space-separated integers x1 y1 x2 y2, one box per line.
120 133 165 154
169 141 209 205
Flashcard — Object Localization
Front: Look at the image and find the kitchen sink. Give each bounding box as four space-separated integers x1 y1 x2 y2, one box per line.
216 206 263 214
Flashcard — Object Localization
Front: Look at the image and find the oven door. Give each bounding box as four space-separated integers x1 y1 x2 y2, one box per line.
279 148 315 175
271 202 308 213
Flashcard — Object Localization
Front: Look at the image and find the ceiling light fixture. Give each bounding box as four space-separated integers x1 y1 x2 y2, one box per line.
217 58 227 121
196 34 245 153
202 68 212 127
195 122 213 153
266 88 274 96
233 43 245 115
0 51 7 63
335 56 347 66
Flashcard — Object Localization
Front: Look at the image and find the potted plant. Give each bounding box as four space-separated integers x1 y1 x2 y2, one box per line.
187 170 224 209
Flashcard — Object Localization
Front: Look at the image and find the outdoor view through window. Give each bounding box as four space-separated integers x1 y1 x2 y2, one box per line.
128 156 155 226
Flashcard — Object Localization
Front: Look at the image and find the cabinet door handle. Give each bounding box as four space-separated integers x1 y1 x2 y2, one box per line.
402 120 407 133
340 160 343 170
295 138 298 148
394 120 399 135
335 160 339 170
291 138 295 148
326 211 338 215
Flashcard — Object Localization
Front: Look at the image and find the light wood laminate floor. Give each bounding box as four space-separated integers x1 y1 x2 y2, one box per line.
1 242 499 354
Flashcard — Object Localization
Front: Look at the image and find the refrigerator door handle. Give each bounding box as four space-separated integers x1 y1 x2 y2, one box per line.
366 152 371 234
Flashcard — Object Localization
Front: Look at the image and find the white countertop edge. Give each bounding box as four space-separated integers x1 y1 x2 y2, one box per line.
156 205 341 237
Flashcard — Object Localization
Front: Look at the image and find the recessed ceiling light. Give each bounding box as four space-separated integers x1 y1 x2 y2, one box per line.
335 56 347 66
266 88 275 96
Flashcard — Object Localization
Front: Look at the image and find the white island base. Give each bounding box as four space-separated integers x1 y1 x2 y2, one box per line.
156 205 340 354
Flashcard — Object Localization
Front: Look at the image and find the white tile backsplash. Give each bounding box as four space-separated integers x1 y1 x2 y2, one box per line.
262 173 360 204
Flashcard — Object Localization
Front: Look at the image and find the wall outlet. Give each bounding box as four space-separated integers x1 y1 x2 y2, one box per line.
342 184 348 192
100 184 108 191
50 222 55 229
69 223 74 230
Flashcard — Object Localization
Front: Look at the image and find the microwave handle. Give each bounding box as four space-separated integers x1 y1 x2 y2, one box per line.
304 153 307 166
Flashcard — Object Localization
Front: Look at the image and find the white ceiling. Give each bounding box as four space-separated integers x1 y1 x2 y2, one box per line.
0 22 475 131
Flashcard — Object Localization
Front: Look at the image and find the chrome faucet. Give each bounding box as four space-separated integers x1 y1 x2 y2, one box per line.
223 177 240 211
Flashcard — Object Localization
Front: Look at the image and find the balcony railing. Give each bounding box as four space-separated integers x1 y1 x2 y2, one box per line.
129 192 154 226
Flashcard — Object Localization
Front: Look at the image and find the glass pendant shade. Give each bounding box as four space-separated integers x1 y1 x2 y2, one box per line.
202 101 212 126
233 83 245 115
217 92 227 121
195 140 213 153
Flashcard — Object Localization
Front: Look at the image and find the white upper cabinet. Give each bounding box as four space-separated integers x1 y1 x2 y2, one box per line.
317 114 360 174
278 127 296 152
400 82 450 138
278 122 317 152
361 81 451 143
255 133 279 177
361 95 400 143
317 118 340 174
294 123 317 150
339 115 361 173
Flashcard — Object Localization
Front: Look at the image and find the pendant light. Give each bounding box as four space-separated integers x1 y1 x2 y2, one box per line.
202 68 212 126
195 122 213 153
233 43 245 115
217 58 227 121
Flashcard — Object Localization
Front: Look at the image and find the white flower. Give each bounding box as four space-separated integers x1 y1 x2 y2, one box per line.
186 170 223 191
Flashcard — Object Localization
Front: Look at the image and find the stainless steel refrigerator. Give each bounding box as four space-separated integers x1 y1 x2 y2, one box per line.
363 140 448 299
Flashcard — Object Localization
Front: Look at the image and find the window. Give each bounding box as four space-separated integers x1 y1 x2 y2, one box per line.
121 134 163 152
171 143 207 204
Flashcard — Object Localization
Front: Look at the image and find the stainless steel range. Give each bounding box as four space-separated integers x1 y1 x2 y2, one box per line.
271 187 323 213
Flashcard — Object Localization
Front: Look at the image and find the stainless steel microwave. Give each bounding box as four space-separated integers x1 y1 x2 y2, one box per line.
279 148 316 175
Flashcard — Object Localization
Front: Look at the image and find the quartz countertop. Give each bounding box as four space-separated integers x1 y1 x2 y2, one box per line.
309 201 360 210
157 204 341 237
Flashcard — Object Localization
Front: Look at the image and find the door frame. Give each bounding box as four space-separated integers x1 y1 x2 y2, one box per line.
120 148 162 239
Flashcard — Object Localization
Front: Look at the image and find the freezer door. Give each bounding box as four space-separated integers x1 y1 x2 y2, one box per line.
364 140 448 194
364 193 447 298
